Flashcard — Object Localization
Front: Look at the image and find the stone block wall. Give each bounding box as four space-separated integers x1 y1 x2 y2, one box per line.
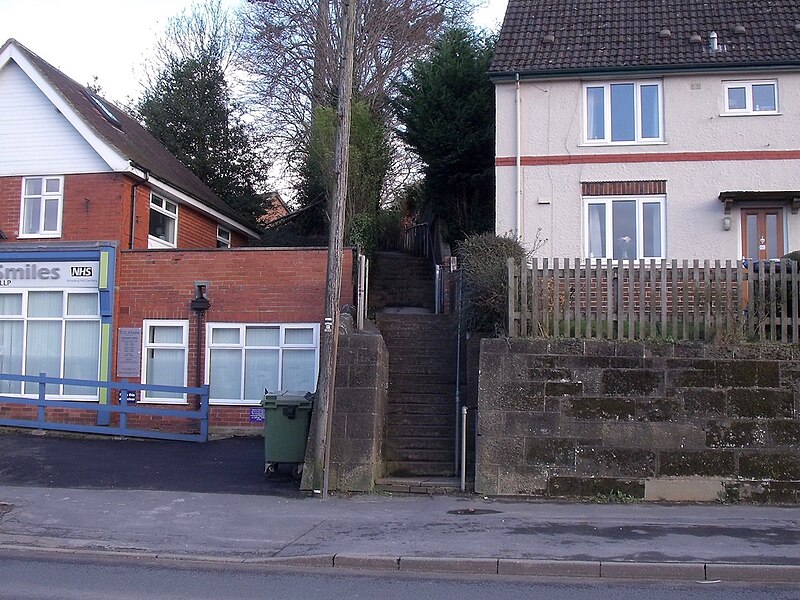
476 338 800 502
303 327 388 493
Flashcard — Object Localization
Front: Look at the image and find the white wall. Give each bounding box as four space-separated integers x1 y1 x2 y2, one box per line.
0 60 109 176
495 71 800 261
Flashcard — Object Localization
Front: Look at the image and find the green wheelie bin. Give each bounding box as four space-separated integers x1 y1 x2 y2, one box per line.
261 390 314 480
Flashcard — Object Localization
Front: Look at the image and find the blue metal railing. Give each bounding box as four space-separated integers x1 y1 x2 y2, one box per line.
0 373 209 442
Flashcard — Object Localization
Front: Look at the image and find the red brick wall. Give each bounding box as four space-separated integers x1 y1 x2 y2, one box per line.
0 174 253 250
114 247 355 430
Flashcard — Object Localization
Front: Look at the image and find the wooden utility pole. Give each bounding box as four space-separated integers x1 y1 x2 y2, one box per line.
310 0 357 499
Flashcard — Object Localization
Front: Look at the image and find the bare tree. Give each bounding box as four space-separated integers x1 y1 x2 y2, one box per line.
239 0 478 187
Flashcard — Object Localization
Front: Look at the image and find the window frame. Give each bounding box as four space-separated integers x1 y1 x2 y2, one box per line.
583 195 667 261
216 226 231 248
140 319 189 404
205 322 320 406
582 80 664 145
0 289 101 399
19 176 64 238
722 80 779 115
148 193 179 249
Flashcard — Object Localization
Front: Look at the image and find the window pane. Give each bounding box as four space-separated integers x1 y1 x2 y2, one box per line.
244 348 279 399
727 87 747 110
642 202 662 258
22 197 41 233
587 204 606 259
752 84 776 111
0 294 22 316
246 326 279 346
67 293 98 316
285 328 314 345
586 87 605 140
25 178 42 195
766 213 779 259
63 321 100 395
640 85 660 138
209 349 242 400
746 214 759 260
282 349 317 393
45 178 61 193
43 198 59 231
149 210 175 243
164 200 177 214
0 320 24 393
610 83 635 141
145 348 184 399
612 201 637 260
150 325 183 344
28 291 62 317
25 321 62 393
211 328 240 344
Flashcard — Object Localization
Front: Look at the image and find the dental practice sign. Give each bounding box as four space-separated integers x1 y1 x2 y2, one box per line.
0 261 100 288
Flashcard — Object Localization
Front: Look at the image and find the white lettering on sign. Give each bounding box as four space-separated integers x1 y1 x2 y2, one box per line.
70 266 93 278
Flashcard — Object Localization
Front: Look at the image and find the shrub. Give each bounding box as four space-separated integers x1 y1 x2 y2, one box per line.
457 232 530 335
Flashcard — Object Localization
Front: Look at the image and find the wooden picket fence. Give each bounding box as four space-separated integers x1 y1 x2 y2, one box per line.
508 258 800 343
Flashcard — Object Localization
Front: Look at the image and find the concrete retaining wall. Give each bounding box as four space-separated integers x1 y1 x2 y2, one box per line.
476 338 800 502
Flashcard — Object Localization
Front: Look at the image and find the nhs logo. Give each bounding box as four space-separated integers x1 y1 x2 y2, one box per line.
70 266 93 278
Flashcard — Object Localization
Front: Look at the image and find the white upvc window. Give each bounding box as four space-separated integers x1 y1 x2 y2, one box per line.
141 320 188 403
0 290 100 398
19 176 64 238
583 81 663 144
723 80 778 115
584 196 666 260
205 323 319 405
148 193 178 248
216 226 231 248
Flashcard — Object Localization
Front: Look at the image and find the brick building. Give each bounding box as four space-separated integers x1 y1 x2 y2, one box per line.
0 39 351 433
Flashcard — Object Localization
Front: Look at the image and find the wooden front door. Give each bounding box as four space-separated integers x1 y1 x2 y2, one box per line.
741 208 785 261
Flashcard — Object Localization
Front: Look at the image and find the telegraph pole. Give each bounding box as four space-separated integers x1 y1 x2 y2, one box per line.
311 0 357 499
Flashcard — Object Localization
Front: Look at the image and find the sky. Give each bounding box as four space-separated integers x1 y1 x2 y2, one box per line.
0 0 509 106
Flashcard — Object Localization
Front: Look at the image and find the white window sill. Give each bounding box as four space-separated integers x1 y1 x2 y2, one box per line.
719 112 782 117
209 399 263 406
137 398 188 405
579 141 667 148
18 233 62 239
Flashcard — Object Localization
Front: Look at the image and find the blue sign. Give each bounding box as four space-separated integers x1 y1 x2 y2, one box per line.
249 408 265 423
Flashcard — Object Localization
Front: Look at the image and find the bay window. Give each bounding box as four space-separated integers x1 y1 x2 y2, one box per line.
585 196 665 260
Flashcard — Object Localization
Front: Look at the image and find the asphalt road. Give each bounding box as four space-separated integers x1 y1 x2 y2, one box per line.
1 552 799 600
0 431 299 497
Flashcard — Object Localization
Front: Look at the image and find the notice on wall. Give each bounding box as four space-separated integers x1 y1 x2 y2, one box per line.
249 408 265 423
117 328 142 378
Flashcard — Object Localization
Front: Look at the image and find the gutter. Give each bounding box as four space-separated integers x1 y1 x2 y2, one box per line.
489 61 800 83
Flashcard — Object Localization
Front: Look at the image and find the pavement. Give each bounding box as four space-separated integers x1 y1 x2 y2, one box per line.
1 431 800 583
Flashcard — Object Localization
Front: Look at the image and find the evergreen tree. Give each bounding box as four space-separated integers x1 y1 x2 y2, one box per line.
394 27 496 240
138 49 268 224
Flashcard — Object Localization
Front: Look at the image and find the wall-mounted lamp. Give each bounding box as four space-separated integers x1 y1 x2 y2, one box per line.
722 215 732 231
190 282 211 312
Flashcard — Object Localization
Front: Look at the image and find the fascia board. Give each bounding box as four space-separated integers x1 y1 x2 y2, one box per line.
1 46 129 171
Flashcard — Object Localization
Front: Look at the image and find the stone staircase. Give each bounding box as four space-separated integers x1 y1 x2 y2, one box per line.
377 312 457 477
368 251 435 314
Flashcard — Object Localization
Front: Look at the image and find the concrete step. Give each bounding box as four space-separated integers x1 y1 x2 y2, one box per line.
384 460 455 477
387 402 454 415
387 392 455 405
386 412 455 427
385 424 455 438
374 476 467 495
384 435 455 451
387 374 457 387
384 446 454 463
388 381 455 395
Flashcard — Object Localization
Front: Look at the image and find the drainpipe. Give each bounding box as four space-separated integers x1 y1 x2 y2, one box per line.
129 170 149 250
515 73 524 241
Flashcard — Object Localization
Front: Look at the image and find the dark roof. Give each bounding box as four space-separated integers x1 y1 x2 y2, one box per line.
491 0 800 77
2 39 254 231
